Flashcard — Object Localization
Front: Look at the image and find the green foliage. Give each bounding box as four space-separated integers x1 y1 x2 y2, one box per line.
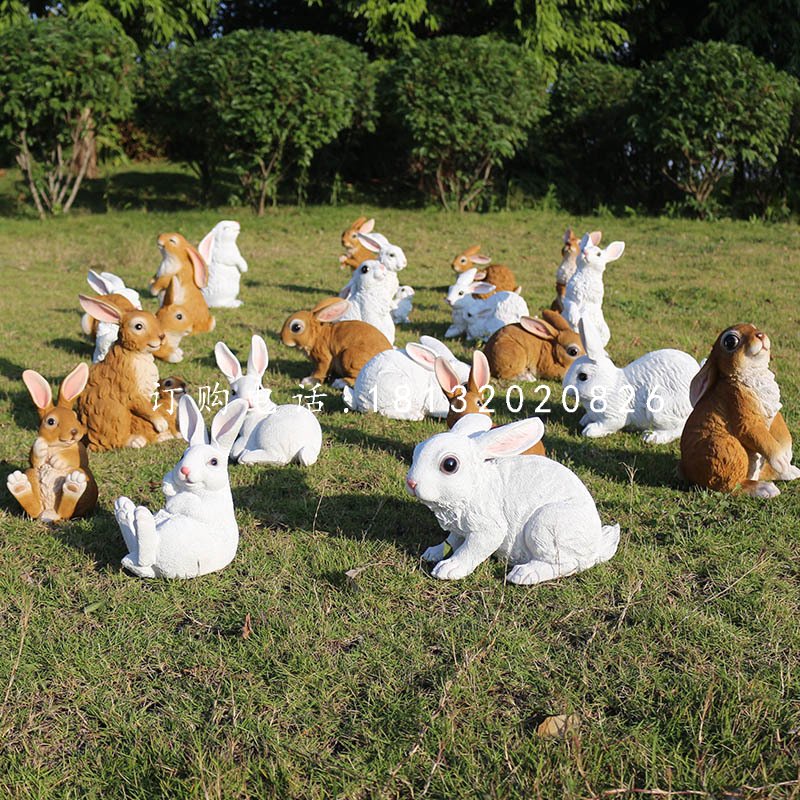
391 36 547 211
0 17 137 218
0 0 214 49
631 41 799 218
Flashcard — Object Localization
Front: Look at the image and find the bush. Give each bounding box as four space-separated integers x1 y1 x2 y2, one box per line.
391 36 548 211
0 18 138 218
630 41 799 218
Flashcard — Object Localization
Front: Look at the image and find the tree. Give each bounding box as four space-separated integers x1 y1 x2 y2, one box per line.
0 18 138 218
630 41 799 217
391 35 547 211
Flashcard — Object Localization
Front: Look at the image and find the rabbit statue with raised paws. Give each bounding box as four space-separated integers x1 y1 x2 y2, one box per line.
198 220 248 308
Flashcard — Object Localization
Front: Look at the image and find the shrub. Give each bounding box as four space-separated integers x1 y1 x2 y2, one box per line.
0 18 138 218
630 41 799 218
391 36 548 211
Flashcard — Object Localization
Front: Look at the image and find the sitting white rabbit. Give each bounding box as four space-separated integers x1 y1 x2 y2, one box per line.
114 394 248 578
391 285 415 324
337 260 396 344
339 232 407 304
562 231 622 347
198 220 248 308
81 270 142 363
215 334 322 466
463 288 530 341
562 318 700 443
342 335 470 420
406 414 620 585
444 269 493 338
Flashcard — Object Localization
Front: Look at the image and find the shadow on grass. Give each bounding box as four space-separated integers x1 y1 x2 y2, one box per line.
74 170 205 213
54 507 125 570
50 336 92 358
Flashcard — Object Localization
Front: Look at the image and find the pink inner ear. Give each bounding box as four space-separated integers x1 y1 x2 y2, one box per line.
315 299 349 322
197 231 214 263
59 362 89 403
519 317 555 340
79 294 121 325
405 343 435 368
590 231 602 246
472 350 490 388
434 357 461 393
479 418 544 458
469 282 496 294
361 218 375 234
215 342 242 380
471 254 492 265
689 362 714 406
187 246 208 288
212 400 245 443
22 370 52 410
248 335 268 374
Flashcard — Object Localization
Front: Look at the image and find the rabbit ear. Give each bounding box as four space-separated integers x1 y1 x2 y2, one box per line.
467 351 490 394
87 269 112 295
563 228 573 244
314 298 349 322
451 413 493 436
357 233 381 253
210 398 248 455
471 254 492 265
187 245 208 288
169 275 187 305
417 336 454 359
434 357 462 398
578 318 605 361
359 218 375 234
589 231 602 246
197 228 215 263
473 270 487 281
463 244 482 256
689 358 716 406
22 370 53 414
519 316 556 340
57 363 89 408
79 294 122 324
539 308 571 332
247 335 268 377
604 241 625 262
468 282 496 294
405 343 437 370
475 418 544 459
214 342 242 381
178 394 209 447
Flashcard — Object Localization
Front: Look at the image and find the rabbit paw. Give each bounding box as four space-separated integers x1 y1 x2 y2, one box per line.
581 422 612 439
642 429 681 445
330 378 348 390
299 376 319 388
421 543 446 563
165 349 184 364
156 431 175 442
431 558 473 581
152 415 169 434
32 437 49 462
749 481 780 499
62 471 87 498
7 470 32 497
778 463 800 481
49 453 73 470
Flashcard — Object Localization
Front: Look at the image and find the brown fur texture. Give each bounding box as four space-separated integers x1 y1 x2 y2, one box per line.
153 278 195 362
7 364 98 522
130 375 186 441
680 323 797 498
76 296 172 452
551 228 580 311
280 297 392 386
452 245 519 299
483 309 584 381
150 233 215 334
434 351 546 456
339 216 376 270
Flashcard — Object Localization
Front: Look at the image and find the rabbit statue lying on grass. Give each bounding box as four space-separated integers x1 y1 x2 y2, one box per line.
114 394 247 578
406 414 620 585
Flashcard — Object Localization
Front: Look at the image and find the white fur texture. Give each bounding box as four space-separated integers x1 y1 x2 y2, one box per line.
337 260 396 344
562 318 700 443
199 220 248 308
562 234 624 347
83 270 142 363
215 335 322 466
114 395 247 578
463 291 529 341
342 336 469 420
391 285 415 324
407 414 620 584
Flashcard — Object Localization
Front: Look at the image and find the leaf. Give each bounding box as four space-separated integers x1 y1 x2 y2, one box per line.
241 612 253 640
536 714 580 739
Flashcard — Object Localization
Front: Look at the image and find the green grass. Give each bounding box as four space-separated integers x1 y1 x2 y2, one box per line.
0 195 799 799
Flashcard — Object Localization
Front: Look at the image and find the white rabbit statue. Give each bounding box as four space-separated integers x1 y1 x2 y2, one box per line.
342 335 470 420
340 232 408 305
114 394 248 578
406 414 620 585
463 289 530 341
336 259 396 344
391 285 415 324
81 270 142 363
215 334 323 466
562 231 622 347
198 220 248 308
562 318 700 443
444 269 491 338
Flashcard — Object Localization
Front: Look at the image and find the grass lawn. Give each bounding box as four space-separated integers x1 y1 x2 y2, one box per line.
0 180 799 797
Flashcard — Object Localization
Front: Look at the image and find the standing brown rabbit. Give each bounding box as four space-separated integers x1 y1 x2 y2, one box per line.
433 350 546 455
483 309 584 381
551 228 581 312
680 323 799 498
76 295 173 452
280 297 392 387
6 364 99 523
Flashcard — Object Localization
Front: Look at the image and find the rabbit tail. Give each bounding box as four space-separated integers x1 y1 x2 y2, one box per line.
342 385 355 411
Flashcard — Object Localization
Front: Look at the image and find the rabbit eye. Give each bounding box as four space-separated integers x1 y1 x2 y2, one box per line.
290 320 304 334
360 264 369 273
566 345 580 357
459 257 467 264
578 372 588 381
722 331 740 351
458 290 464 296
176 313 183 320
134 322 144 331
209 457 219 466
440 456 459 475
46 417 57 426
169 237 177 245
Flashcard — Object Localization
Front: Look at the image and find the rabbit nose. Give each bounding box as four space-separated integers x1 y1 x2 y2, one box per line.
755 331 765 340
180 466 190 477
70 428 78 436
159 333 165 341
406 477 417 491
